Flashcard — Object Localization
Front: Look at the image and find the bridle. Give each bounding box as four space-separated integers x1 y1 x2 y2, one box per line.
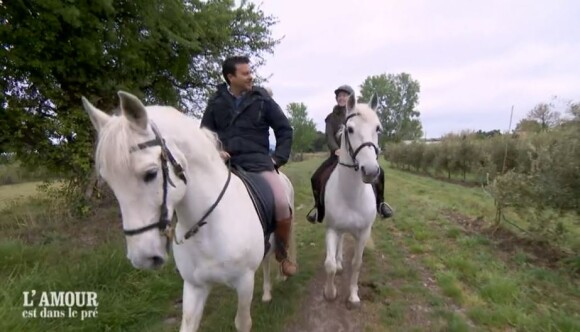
338 112 380 171
122 121 230 242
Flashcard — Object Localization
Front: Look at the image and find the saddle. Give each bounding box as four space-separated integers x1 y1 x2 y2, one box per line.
316 158 339 222
231 166 277 254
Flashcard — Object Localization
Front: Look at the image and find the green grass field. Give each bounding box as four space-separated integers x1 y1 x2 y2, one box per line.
0 181 42 209
1 157 578 331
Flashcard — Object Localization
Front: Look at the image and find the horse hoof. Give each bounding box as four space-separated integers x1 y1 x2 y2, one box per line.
323 288 337 302
346 300 361 310
262 294 272 303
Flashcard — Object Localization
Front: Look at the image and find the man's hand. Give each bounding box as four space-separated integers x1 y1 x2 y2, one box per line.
220 151 230 161
334 150 341 156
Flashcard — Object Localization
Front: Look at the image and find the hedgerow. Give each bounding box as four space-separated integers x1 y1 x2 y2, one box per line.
385 124 580 242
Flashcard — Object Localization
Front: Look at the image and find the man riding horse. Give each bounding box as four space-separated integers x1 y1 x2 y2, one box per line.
200 56 297 277
307 84 394 223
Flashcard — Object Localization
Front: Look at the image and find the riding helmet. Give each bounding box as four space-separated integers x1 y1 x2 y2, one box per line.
334 84 355 97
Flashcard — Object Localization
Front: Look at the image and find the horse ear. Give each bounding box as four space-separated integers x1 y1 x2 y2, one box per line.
118 91 148 131
347 93 356 112
370 93 378 110
82 96 111 132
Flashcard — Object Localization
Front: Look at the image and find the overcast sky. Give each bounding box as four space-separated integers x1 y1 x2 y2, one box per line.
248 0 580 138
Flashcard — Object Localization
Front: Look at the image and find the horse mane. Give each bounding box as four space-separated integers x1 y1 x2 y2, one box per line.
95 106 224 174
199 126 224 154
338 102 382 150
95 115 139 174
350 102 380 125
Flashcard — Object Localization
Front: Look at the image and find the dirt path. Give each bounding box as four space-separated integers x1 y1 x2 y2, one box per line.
284 236 366 332
283 222 476 331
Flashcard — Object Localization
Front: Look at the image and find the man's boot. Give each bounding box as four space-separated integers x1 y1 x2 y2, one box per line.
275 217 298 276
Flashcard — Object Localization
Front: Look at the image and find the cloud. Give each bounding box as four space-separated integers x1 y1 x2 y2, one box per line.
250 0 580 138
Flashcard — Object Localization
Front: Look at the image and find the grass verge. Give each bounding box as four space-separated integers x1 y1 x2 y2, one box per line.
1 157 578 331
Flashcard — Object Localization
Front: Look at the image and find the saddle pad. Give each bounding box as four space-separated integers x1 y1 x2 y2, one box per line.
232 167 276 237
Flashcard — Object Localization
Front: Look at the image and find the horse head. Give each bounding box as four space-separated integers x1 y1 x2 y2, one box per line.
340 93 383 183
82 91 189 270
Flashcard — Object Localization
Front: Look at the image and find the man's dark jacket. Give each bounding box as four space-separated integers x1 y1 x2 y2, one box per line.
200 83 293 172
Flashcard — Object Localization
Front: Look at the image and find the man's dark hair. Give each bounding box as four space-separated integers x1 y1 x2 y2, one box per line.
222 56 250 85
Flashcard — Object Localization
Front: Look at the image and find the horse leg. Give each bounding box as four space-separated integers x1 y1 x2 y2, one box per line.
323 228 340 301
271 233 288 282
276 264 287 282
179 281 211 332
262 239 273 302
347 226 371 309
234 272 255 332
336 233 344 275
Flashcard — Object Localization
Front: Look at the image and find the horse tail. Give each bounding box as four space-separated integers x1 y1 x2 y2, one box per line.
288 206 297 266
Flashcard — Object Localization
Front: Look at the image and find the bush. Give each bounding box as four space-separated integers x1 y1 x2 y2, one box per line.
0 157 56 185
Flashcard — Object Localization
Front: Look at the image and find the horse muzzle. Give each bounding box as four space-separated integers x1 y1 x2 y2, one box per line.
360 165 380 183
127 236 168 270
129 253 166 270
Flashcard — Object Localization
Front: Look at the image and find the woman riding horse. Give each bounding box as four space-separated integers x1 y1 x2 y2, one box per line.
307 84 394 223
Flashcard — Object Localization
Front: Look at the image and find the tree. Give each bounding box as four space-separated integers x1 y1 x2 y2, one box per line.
312 131 327 152
515 119 542 134
286 102 317 158
526 103 560 130
558 102 580 131
567 102 580 121
475 129 502 139
1 0 278 197
358 73 423 145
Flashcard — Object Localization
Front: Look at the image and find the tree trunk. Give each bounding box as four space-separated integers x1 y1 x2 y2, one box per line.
84 168 99 200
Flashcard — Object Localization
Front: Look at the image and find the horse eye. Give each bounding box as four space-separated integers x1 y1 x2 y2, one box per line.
143 170 158 183
376 126 382 133
347 126 354 134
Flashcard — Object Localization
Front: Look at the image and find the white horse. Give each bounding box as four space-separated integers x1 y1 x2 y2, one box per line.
322 93 382 308
82 91 295 332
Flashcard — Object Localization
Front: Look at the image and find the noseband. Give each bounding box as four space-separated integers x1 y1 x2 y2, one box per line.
122 122 231 242
338 112 380 171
